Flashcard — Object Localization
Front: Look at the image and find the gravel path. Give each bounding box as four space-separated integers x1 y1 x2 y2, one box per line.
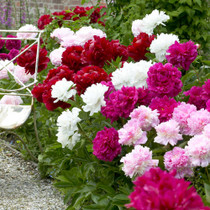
0 140 67 210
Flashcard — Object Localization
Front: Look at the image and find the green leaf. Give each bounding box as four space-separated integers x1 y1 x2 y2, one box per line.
112 194 130 206
204 183 210 203
97 183 116 195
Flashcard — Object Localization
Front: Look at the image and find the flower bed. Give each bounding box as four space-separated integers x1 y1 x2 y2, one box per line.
0 2 209 210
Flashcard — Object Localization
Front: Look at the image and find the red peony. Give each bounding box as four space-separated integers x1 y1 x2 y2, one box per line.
61 46 84 72
147 62 183 97
128 32 155 61
37 14 53 30
81 36 112 68
17 44 49 75
127 167 209 210
74 65 110 95
137 87 155 106
110 40 128 62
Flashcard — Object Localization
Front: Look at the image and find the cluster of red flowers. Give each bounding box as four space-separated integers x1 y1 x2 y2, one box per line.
37 6 106 30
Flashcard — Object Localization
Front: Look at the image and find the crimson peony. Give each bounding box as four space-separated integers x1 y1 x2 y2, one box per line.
37 14 53 30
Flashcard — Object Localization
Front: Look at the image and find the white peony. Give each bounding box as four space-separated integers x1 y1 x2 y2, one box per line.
17 24 38 39
51 78 76 103
56 108 81 149
111 60 153 90
49 47 66 66
132 10 170 36
150 33 179 61
50 27 74 42
81 83 108 116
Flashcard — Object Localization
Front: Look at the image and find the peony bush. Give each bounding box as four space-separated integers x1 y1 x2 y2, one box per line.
0 2 209 210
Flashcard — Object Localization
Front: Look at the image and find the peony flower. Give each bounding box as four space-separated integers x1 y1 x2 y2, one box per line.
81 36 112 68
61 46 84 72
149 96 180 123
73 65 110 95
154 119 182 146
56 108 81 149
206 99 210 112
111 60 153 90
150 33 179 61
49 47 66 66
118 119 147 146
0 53 10 61
132 10 170 36
128 32 155 61
136 87 154 106
0 35 5 50
101 86 138 123
51 78 77 103
203 124 210 138
0 59 15 79
13 65 33 84
5 35 21 51
93 127 121 162
17 44 49 75
121 145 159 178
37 14 53 30
172 102 197 135
8 49 19 63
147 62 183 97
127 167 208 210
185 134 210 167
0 95 23 105
187 109 210 135
50 27 74 42
164 147 193 178
81 83 108 116
17 24 38 39
166 40 198 70
130 105 159 131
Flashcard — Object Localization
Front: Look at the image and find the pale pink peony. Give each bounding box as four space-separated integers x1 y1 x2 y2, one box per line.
172 102 197 135
130 105 159 131
13 65 33 84
49 47 66 66
203 124 210 138
120 145 159 178
185 134 210 167
187 109 210 135
17 24 38 39
118 119 147 146
0 60 15 79
0 95 23 105
154 119 182 146
164 147 193 178
50 27 74 42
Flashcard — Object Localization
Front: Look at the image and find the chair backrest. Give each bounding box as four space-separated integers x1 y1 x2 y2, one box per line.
0 29 43 129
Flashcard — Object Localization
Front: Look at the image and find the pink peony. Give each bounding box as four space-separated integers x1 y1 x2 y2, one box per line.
172 102 197 135
127 167 208 210
118 119 147 146
101 86 138 123
154 119 182 146
206 99 210 112
164 147 193 178
93 127 121 162
149 96 180 123
13 65 33 85
203 124 210 138
120 145 158 178
130 105 159 131
185 134 210 167
49 47 66 67
166 40 198 71
0 95 23 105
187 109 210 135
147 62 183 97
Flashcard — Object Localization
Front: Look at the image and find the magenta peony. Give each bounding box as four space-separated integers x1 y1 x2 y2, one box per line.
93 127 121 162
147 62 183 97
127 167 209 210
149 96 180 123
0 35 5 49
5 35 21 50
101 86 138 123
166 40 198 71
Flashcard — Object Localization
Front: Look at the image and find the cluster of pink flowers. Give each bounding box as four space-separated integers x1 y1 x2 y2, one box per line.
127 167 209 210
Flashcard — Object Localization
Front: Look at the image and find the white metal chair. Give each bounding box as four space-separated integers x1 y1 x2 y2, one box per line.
0 29 43 129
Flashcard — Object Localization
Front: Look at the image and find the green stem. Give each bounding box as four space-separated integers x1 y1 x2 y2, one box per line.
77 122 92 143
206 167 210 182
